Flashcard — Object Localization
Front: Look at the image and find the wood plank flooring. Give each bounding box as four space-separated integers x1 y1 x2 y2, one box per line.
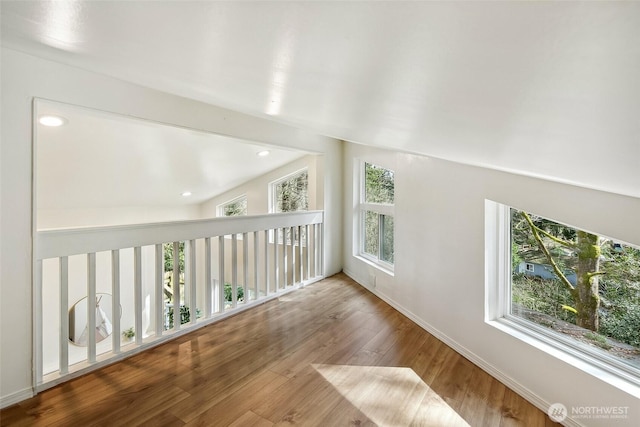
1 273 559 426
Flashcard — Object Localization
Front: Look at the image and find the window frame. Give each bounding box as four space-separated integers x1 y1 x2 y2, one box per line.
357 160 395 273
217 194 248 217
485 200 640 390
268 168 309 245
269 168 309 214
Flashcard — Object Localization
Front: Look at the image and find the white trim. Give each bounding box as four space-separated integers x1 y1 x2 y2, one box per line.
0 388 34 410
355 254 394 277
502 315 640 391
360 202 394 216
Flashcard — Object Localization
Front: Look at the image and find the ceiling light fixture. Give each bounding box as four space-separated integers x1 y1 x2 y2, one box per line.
257 150 270 157
39 115 67 127
181 191 192 197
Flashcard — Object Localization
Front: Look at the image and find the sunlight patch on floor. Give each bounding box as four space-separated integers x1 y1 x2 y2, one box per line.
313 364 470 426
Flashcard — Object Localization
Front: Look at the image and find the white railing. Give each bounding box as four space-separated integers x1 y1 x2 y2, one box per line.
35 211 324 389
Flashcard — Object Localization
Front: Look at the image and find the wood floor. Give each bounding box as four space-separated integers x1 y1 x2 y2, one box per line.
1 273 558 426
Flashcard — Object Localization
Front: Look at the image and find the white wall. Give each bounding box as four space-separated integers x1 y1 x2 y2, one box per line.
342 142 640 426
0 47 342 407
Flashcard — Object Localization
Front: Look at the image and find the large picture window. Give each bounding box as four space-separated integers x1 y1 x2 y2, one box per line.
487 201 640 386
359 162 394 269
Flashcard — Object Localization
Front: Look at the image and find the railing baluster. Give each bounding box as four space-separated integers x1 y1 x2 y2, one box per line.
205 237 212 318
291 227 295 285
297 225 303 284
218 236 225 312
218 236 225 313
59 257 69 374
291 226 296 285
134 247 143 344
154 245 163 337
274 229 279 291
173 241 180 331
253 231 259 299
282 227 287 289
320 223 324 276
189 239 197 324
242 232 248 301
232 234 238 308
112 250 122 352
305 224 310 281
313 224 318 277
264 230 269 295
87 253 97 363
184 242 190 313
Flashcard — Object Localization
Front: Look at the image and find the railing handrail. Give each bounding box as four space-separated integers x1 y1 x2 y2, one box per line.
37 210 324 260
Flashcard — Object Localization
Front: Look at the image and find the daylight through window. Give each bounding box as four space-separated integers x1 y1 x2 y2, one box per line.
359 162 394 269
510 208 640 375
271 169 309 244
218 196 247 217
272 169 308 213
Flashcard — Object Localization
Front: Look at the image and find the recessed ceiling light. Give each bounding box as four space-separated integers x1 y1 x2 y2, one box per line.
39 115 67 127
257 150 270 157
181 191 192 197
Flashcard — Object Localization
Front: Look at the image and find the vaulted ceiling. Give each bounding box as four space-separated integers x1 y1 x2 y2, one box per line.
35 100 307 210
2 1 639 198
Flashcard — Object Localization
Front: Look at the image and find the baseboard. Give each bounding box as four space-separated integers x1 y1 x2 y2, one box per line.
342 268 583 427
0 387 34 409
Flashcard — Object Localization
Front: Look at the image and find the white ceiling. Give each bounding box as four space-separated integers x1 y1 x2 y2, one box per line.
36 100 307 209
3 1 640 198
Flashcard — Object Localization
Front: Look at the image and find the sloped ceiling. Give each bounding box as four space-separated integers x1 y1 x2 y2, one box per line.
35 100 307 210
2 1 639 197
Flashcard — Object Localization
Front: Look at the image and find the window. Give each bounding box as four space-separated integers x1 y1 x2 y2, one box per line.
218 195 247 217
270 169 308 244
358 161 394 269
271 169 308 213
486 201 640 386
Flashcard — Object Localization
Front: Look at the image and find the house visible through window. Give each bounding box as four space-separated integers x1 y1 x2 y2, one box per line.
218 195 247 217
359 161 394 269
488 202 640 385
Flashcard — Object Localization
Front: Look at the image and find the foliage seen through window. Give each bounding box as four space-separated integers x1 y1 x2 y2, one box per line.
511 208 640 369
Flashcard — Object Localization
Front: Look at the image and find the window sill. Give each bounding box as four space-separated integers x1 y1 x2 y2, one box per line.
487 317 640 399
355 254 395 277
